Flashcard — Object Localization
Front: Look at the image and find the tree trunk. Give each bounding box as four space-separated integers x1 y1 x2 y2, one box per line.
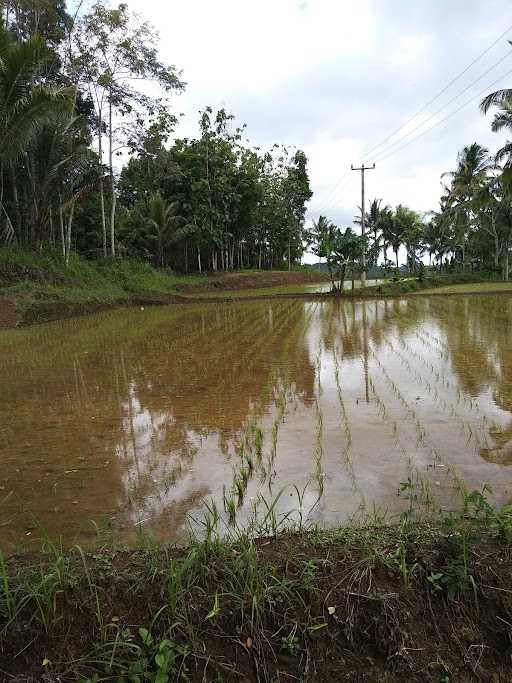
328 260 335 293
10 166 21 243
288 241 291 271
158 233 164 267
108 96 116 258
59 201 65 258
49 206 54 247
197 248 202 273
98 112 107 258
65 202 75 266
0 164 15 245
395 249 399 269
338 263 347 294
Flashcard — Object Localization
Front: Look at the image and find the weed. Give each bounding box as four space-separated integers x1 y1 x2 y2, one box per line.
281 625 300 656
85 626 190 682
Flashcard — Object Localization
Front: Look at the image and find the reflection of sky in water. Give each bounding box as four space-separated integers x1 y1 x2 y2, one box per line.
1 294 512 549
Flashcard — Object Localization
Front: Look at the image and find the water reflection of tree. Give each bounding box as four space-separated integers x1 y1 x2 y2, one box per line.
430 296 512 461
0 301 317 544
318 297 428 360
316 294 512 466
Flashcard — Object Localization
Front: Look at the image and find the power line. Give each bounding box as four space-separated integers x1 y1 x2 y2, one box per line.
311 21 512 214
313 57 512 218
309 172 356 218
362 21 512 160
374 63 512 163
371 49 512 162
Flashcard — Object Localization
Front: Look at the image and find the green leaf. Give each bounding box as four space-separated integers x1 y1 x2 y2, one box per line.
206 592 220 620
139 627 152 647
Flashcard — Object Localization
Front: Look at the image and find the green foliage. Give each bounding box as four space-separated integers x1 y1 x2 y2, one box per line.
84 627 189 682
307 216 366 292
118 109 312 272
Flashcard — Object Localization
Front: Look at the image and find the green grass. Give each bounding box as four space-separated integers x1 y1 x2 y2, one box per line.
0 249 206 324
182 273 504 300
419 281 512 295
182 282 331 298
0 250 331 324
1 249 509 327
1 481 512 681
0 247 205 291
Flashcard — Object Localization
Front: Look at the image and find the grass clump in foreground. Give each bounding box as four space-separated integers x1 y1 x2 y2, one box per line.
1 484 512 681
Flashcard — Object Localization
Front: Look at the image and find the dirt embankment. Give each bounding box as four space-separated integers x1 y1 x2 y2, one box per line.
176 270 328 293
2 530 512 681
0 269 330 329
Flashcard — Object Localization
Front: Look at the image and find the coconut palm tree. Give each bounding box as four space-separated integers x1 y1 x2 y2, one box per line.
443 143 491 269
147 193 187 267
378 206 395 267
480 54 512 114
0 21 74 243
366 198 383 242
485 98 512 167
24 113 99 255
393 205 422 272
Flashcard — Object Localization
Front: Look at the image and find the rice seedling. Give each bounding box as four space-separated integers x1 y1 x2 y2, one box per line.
233 476 246 506
332 348 355 483
253 425 264 460
313 397 324 497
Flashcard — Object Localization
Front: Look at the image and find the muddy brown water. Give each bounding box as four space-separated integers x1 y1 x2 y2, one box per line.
1 295 512 551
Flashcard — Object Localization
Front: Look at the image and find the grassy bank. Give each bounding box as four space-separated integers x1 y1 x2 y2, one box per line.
0 250 329 327
179 272 505 301
1 485 512 682
349 272 503 299
0 249 509 328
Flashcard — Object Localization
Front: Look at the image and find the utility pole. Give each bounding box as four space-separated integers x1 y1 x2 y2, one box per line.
351 162 375 287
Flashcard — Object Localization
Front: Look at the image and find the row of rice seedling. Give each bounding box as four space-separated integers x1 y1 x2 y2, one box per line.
383 337 476 443
332 347 356 488
368 346 445 466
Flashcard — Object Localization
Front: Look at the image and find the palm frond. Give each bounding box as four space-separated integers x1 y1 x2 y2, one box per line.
481 89 512 114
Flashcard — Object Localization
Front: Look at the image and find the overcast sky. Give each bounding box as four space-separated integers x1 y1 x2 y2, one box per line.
128 0 512 257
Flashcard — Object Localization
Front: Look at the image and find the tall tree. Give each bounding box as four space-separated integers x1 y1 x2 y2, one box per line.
443 143 491 270
69 1 185 257
280 149 313 270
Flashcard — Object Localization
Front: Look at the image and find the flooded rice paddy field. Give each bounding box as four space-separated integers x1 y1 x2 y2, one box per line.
1 295 512 550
